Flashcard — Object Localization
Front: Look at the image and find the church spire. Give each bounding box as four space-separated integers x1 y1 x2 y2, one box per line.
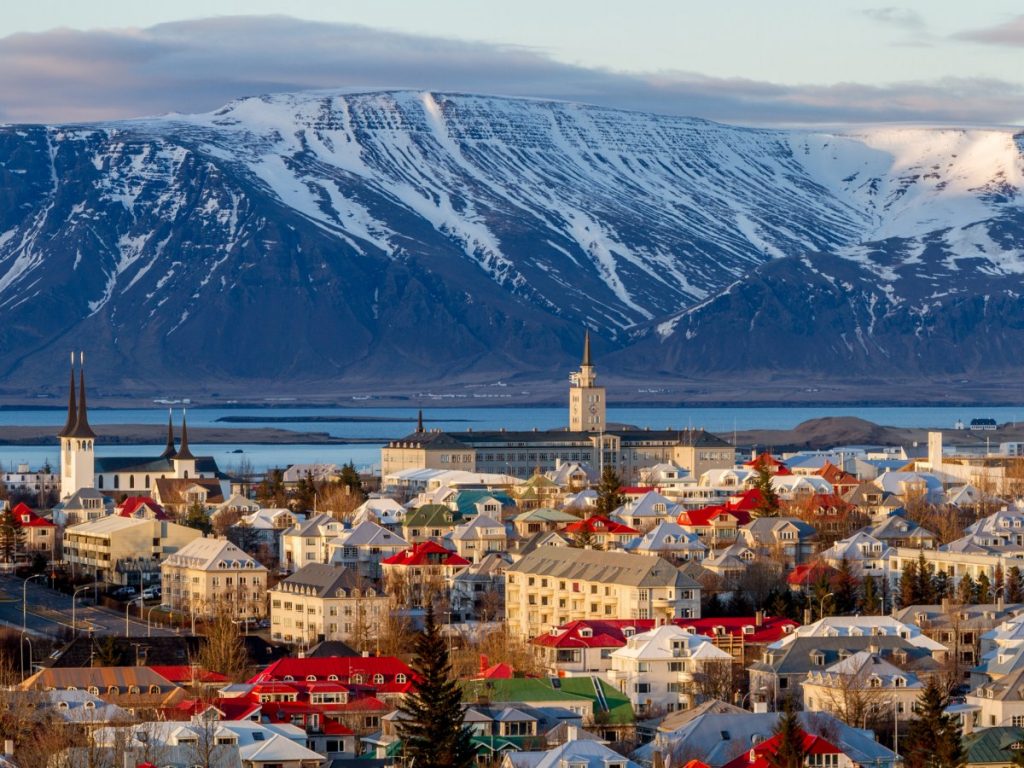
160 408 176 459
69 352 96 439
175 410 195 461
417 409 424 433
582 329 592 367
58 352 78 438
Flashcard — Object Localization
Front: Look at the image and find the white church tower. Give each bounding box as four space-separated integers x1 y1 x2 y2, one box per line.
59 352 96 499
569 330 606 432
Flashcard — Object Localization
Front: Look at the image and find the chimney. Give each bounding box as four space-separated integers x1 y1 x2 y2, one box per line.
755 610 764 629
4 740 13 757
565 725 579 742
803 608 812 625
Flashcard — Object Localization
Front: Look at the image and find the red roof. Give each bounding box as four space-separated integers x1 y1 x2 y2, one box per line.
787 562 838 586
816 461 858 486
674 616 800 644
564 515 638 536
744 451 792 475
10 502 55 528
251 655 416 693
721 730 842 768
118 496 168 520
381 541 470 567
620 486 656 496
534 616 799 648
149 665 228 684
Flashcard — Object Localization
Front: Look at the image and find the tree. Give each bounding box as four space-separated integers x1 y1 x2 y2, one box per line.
902 677 965 768
933 570 952 601
767 698 807 768
594 466 625 516
860 574 881 615
899 557 919 608
831 557 860 615
570 525 602 551
0 506 26 564
752 462 781 518
693 658 735 704
957 573 977 605
182 501 212 535
1008 566 1023 603
915 551 936 605
977 571 992 604
397 605 475 768
195 603 250 682
256 468 287 507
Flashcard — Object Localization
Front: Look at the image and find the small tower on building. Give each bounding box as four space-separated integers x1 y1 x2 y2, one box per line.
160 409 176 459
569 330 606 432
58 352 96 499
173 411 196 479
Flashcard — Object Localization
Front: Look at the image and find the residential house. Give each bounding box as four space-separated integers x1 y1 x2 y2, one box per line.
505 548 701 639
677 504 752 548
513 508 580 538
802 650 923 722
546 461 598 491
231 508 302 564
607 624 733 716
19 666 188 717
513 473 563 510
9 502 58 563
894 600 1022 674
843 482 904 522
327 520 408 581
2 462 59 501
815 462 860 497
819 531 890 579
450 513 508 563
161 537 268 620
740 517 816 569
280 514 344 572
719 730 855 768
269 563 388 647
401 503 462 544
563 515 639 549
501 739 641 768
351 496 407 530
867 515 937 549
380 541 470 608
450 552 511 622
153 478 227 516
53 487 113 526
962 727 1024 767
626 521 707 561
701 542 755 579
614 491 682 532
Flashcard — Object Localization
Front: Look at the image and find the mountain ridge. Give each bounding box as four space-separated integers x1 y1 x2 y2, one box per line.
0 89 1022 399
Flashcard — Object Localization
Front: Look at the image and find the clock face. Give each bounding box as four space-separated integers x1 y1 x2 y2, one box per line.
589 405 597 414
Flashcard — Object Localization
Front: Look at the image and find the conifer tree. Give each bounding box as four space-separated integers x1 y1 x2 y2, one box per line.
916 551 936 604
397 605 475 768
752 461 781 518
957 573 977 605
860 574 881 615
977 571 992 604
767 699 807 768
902 677 965 768
831 556 859 614
570 525 602 551
0 506 26 564
594 466 625 516
182 501 213 535
995 564 1005 595
933 570 952 601
899 557 919 608
1008 567 1023 603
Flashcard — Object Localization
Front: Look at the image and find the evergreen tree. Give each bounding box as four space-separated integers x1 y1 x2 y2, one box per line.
830 557 859 615
933 570 952 601
594 466 625 516
902 677 965 768
957 573 977 605
182 501 213 535
995 564 1005 595
977 571 992 604
570 525 602 551
1008 566 1023 603
752 461 781 518
397 605 475 768
899 557 919 608
0 506 25 564
860 574 881 615
767 698 807 768
916 551 936 604
339 461 364 495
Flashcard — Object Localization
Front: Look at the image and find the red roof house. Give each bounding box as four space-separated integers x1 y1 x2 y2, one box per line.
744 451 792 475
563 515 639 547
117 496 168 520
380 540 470 568
721 730 844 768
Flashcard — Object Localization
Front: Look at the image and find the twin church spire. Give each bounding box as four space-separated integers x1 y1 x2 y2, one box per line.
58 352 96 440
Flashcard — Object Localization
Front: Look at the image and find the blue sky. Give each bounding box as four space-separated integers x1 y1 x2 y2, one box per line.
1 2 1023 123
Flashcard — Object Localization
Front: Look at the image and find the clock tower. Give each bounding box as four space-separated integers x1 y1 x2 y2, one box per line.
569 330 606 432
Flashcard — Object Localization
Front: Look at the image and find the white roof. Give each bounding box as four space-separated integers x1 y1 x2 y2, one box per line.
612 625 731 662
331 520 408 548
162 537 266 572
772 616 945 651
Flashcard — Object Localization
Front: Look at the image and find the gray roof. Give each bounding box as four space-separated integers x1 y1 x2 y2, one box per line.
508 547 699 590
751 635 940 676
274 563 365 598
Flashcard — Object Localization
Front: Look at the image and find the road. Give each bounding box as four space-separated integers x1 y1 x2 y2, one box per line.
0 575 181 638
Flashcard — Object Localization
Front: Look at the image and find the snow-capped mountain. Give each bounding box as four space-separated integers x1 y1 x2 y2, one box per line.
0 90 1022 396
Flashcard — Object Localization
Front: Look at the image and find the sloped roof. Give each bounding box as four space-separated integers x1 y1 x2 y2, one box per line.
163 537 266 572
381 541 470 567
564 515 639 536
509 546 698 590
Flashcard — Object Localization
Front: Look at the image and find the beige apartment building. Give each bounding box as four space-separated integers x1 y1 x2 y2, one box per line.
161 537 268 619
505 547 701 640
269 563 389 647
64 515 201 586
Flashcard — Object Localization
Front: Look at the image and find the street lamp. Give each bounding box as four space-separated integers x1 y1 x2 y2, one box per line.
146 603 167 637
818 592 834 621
72 583 93 637
126 596 144 636
20 633 33 681
20 573 45 677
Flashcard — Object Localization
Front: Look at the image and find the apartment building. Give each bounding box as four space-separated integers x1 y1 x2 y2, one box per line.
269 563 389 647
161 537 268 619
64 515 200 586
505 548 700 639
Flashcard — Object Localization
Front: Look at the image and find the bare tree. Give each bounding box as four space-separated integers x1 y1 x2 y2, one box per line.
194 600 251 682
693 658 735 703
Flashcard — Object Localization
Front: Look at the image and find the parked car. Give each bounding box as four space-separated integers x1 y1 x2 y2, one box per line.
111 586 136 599
141 587 160 600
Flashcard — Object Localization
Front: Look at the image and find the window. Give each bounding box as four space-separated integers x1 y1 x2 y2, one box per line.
396 674 407 684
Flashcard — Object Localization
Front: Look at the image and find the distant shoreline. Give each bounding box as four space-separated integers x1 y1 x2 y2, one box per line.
0 424 387 446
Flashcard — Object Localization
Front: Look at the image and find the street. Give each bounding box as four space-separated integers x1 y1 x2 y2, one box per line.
0 575 181 638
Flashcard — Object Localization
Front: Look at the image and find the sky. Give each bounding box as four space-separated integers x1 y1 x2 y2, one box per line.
1 1 1024 124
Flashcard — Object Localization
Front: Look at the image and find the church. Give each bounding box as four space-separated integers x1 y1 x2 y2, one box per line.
58 354 223 499
381 333 734 483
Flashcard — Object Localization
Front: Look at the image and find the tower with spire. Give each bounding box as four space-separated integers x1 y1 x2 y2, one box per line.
58 352 96 498
173 411 196 479
568 330 605 432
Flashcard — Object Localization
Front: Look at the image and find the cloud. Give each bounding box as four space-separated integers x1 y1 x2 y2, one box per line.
0 15 1021 126
861 7 926 29
956 15 1024 47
